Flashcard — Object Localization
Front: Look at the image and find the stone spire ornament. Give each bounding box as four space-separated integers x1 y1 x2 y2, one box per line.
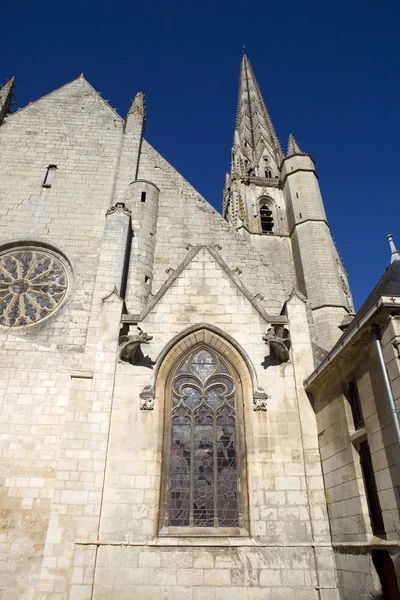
128 91 145 117
0 77 15 125
387 234 400 263
287 133 304 156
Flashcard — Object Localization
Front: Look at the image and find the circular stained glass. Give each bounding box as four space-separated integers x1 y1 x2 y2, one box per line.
0 249 68 327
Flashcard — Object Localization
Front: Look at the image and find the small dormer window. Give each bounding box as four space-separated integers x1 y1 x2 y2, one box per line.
260 203 274 234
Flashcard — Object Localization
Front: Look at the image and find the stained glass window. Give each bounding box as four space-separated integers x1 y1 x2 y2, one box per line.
0 249 68 327
165 348 240 529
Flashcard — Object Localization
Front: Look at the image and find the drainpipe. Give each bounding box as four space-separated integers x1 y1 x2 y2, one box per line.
372 325 400 446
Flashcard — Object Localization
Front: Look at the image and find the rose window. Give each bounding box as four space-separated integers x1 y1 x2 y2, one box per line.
0 249 68 327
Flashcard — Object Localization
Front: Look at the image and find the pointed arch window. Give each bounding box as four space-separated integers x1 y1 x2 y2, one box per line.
260 202 274 234
160 346 247 534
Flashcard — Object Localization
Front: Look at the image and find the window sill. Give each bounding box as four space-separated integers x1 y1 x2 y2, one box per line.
158 526 249 537
349 426 367 445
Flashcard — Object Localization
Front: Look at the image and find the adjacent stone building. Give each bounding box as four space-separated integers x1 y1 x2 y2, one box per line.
0 54 398 599
305 238 400 599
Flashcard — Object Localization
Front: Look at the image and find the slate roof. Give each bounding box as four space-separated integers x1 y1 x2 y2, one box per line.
337 259 400 344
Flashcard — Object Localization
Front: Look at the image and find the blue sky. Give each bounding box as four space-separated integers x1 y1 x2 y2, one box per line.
2 0 400 309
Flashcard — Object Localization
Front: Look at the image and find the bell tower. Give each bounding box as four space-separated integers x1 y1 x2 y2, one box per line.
223 54 354 351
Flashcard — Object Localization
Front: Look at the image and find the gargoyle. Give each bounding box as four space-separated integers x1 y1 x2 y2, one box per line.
263 325 291 363
119 327 153 364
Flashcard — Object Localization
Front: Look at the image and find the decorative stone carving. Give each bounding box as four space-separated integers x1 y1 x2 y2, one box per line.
0 248 68 327
392 336 400 359
263 325 291 363
119 327 153 364
139 385 155 410
106 202 131 217
253 388 268 411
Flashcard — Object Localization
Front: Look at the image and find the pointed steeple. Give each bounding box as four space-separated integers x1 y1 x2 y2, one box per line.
0 77 15 125
387 234 400 263
287 133 304 157
235 54 283 169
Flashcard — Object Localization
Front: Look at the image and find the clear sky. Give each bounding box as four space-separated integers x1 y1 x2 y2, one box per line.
2 0 399 310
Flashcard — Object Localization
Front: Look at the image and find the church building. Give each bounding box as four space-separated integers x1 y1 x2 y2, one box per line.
0 54 398 600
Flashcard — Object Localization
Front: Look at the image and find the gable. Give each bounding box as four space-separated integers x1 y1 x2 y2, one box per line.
8 76 124 128
138 140 295 315
141 246 282 339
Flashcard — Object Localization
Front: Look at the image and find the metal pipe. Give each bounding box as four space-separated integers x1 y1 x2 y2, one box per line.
372 325 400 446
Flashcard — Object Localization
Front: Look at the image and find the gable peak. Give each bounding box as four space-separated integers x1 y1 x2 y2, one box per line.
11 75 124 122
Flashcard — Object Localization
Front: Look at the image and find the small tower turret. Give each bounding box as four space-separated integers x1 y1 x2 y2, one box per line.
281 135 353 349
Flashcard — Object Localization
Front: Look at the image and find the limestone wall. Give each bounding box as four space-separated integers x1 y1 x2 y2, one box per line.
0 78 123 600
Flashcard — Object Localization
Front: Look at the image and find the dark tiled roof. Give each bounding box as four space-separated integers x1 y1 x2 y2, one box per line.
338 260 400 344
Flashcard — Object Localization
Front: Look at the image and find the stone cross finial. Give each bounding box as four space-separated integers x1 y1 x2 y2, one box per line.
387 234 400 263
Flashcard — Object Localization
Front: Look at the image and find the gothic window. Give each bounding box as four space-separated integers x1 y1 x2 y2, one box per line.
260 202 274 234
0 248 68 327
264 168 272 178
161 347 245 532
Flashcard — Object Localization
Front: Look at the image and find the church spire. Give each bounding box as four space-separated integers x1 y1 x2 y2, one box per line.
235 54 283 169
287 133 304 157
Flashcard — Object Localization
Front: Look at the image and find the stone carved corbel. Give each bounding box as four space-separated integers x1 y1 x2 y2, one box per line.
106 202 132 217
253 388 268 411
392 336 400 359
263 325 291 363
140 385 155 410
119 327 153 364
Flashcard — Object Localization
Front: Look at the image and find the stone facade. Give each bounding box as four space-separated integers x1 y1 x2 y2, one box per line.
0 55 395 600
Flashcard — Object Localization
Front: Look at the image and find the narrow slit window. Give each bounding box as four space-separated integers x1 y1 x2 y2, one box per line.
359 441 385 535
347 380 364 430
264 169 272 179
141 192 147 202
260 203 274 234
42 164 57 188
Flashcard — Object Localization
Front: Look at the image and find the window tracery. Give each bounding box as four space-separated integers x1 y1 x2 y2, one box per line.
0 248 68 327
164 348 241 529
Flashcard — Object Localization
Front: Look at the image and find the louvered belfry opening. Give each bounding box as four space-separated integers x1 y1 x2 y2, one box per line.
260 203 274 234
